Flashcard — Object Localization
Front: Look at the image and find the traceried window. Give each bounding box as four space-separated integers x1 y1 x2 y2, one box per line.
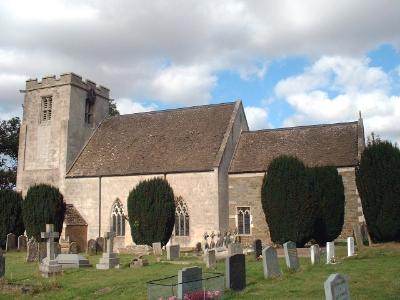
174 197 189 236
41 96 53 122
111 199 125 236
237 207 251 235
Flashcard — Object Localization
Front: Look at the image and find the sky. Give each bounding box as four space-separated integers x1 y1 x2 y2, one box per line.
0 0 399 143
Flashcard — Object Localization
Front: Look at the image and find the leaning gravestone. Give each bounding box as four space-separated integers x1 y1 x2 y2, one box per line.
178 266 203 299
262 246 281 278
326 242 335 264
96 230 120 269
18 235 27 252
347 237 355 257
166 244 180 261
6 233 17 251
152 242 162 256
0 250 5 278
226 254 246 291
324 273 351 300
352 224 364 250
311 244 320 265
204 249 216 269
283 241 299 270
26 238 39 262
253 239 262 259
228 242 243 256
87 239 97 255
39 224 62 277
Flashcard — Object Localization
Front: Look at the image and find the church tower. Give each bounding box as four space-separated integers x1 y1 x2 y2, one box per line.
16 73 110 195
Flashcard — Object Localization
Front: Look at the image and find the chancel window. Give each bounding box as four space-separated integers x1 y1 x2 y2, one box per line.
237 207 251 235
174 197 189 236
111 199 125 236
41 96 53 121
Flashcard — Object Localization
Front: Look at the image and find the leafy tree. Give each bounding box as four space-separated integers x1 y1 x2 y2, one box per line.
261 155 317 247
109 99 120 116
127 178 175 246
0 117 20 189
22 184 66 240
356 137 400 242
0 190 25 249
310 166 345 245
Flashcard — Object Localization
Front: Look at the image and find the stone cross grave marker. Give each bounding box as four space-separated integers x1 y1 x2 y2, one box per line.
0 250 4 278
228 242 243 256
347 237 354 257
204 249 216 269
152 242 162 256
253 239 262 259
178 266 203 299
6 233 17 251
226 254 246 291
311 244 320 265
166 244 180 260
324 273 351 300
262 246 281 278
18 235 27 252
283 241 299 270
326 242 335 264
352 224 364 250
96 229 120 269
26 238 38 262
39 224 62 277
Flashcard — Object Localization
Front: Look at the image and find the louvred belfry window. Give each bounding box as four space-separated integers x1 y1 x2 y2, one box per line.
41 96 53 121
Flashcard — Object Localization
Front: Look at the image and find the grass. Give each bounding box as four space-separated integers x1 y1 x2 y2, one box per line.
1 244 399 299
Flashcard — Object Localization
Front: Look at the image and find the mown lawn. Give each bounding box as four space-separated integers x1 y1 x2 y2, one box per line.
1 244 399 299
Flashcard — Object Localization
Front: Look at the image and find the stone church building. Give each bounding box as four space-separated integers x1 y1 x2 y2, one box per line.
16 73 365 251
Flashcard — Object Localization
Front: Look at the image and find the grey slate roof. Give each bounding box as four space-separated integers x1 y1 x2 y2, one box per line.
229 121 360 173
67 102 238 177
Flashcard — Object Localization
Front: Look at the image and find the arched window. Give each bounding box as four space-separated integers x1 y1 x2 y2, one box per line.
111 199 125 236
174 197 189 236
237 207 251 235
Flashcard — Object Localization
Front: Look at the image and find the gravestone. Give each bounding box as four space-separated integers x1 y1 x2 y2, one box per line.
56 254 92 268
87 239 97 255
39 242 47 261
96 230 120 269
130 256 149 268
352 224 364 250
166 244 180 260
6 233 17 251
96 237 106 252
347 237 355 257
253 239 262 259
59 237 70 254
26 238 39 262
69 242 78 254
152 242 162 256
310 244 320 265
283 241 299 270
326 242 335 264
262 246 281 278
0 251 4 278
195 242 202 255
226 254 246 291
178 266 203 299
228 242 243 256
18 235 27 252
204 249 216 269
324 273 351 300
39 224 62 277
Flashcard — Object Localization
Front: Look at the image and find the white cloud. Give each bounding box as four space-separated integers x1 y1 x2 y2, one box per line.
244 106 270 130
115 98 158 115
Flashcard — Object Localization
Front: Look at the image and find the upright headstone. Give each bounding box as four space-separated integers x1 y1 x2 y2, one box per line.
5 233 17 251
226 254 246 291
204 249 216 269
152 242 162 256
352 224 364 250
178 266 203 299
326 242 335 264
324 273 351 300
262 246 281 278
87 239 97 255
166 244 180 261
26 238 39 262
283 241 299 270
39 224 62 277
310 244 320 265
253 239 262 259
96 237 106 252
347 237 355 257
17 235 27 252
69 242 78 254
228 242 243 256
0 250 4 278
96 230 120 269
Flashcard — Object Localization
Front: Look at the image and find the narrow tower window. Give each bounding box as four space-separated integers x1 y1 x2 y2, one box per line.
85 88 96 125
41 96 53 122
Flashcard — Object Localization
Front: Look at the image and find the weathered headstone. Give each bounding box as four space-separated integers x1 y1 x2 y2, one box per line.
5 233 17 251
87 239 97 255
39 242 47 261
166 244 180 261
324 273 350 300
253 239 262 259
352 224 364 250
39 224 62 277
69 242 78 254
26 238 39 262
178 266 203 299
96 237 106 252
56 254 92 268
96 230 120 269
0 251 4 278
130 256 149 268
311 244 320 265
204 249 216 269
283 241 299 270
262 246 281 278
347 237 355 257
226 254 246 291
152 242 162 256
326 242 335 264
17 235 27 252
228 242 243 256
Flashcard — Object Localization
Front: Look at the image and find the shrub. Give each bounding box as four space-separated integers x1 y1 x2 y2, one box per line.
127 178 175 246
22 184 66 240
310 166 345 245
261 155 316 247
356 139 400 242
0 190 25 249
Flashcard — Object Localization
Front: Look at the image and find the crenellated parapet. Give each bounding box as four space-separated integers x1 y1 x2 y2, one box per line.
25 72 110 99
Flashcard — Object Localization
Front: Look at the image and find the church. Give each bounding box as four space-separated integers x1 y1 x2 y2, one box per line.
16 73 365 251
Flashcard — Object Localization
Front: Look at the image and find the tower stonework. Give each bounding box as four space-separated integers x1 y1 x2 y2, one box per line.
16 73 110 195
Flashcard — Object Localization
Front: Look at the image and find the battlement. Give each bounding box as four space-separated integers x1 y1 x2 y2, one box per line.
26 72 110 99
